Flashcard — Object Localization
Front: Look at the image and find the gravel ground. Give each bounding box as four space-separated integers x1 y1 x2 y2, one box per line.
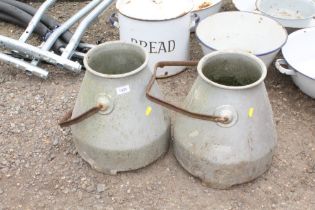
0 1 315 209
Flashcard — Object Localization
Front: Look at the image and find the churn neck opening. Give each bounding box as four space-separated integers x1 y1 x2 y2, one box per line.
197 51 267 90
84 41 149 79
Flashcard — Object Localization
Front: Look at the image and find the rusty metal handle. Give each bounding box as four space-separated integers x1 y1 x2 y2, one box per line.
146 61 229 123
59 104 105 127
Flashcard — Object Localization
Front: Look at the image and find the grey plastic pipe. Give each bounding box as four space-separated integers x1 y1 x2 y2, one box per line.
19 0 57 43
31 0 103 66
1 0 73 44
0 2 66 52
0 13 24 27
0 12 66 52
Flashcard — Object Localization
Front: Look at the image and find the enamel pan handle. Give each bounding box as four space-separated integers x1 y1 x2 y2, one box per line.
59 94 113 127
275 59 296 76
109 12 119 28
190 13 200 31
146 61 229 124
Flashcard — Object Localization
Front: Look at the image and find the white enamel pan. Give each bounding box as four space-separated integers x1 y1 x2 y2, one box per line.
233 0 315 28
275 27 315 98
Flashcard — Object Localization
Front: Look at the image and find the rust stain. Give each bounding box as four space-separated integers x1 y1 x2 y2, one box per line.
198 1 212 10
152 0 162 4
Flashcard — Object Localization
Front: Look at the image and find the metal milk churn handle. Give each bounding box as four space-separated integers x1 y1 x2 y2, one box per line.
146 51 277 189
59 93 114 127
146 61 237 126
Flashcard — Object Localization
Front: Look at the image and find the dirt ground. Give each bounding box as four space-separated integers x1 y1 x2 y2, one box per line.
0 1 314 209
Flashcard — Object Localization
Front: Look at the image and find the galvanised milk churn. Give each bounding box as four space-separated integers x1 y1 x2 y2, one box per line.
60 41 170 174
146 51 277 189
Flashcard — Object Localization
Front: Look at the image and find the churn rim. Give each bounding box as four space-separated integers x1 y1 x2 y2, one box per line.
84 41 149 79
197 50 267 90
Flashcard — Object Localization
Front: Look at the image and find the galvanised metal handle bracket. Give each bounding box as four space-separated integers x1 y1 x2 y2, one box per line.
59 94 113 127
145 61 229 124
59 103 108 128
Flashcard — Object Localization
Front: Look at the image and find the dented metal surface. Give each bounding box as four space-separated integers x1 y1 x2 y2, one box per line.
71 42 171 174
173 51 277 189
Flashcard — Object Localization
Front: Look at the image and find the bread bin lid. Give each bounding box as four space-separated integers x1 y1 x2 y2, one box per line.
116 0 194 21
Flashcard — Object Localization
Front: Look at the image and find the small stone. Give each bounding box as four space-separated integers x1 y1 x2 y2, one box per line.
1 167 8 173
93 204 103 210
86 185 95 193
73 158 80 164
97 184 106 193
48 154 56 161
77 191 83 200
38 203 45 208
1 160 8 166
0 189 3 194
63 188 69 194
53 138 59 146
